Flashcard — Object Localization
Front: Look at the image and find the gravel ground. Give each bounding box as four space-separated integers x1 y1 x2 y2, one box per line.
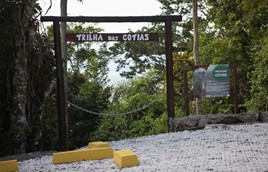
2 123 268 172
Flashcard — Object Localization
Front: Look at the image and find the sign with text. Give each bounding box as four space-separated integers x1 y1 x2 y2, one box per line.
193 64 230 98
66 33 159 42
205 64 230 98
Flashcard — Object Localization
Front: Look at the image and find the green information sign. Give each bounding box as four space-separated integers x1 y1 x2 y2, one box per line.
213 65 230 82
193 64 230 98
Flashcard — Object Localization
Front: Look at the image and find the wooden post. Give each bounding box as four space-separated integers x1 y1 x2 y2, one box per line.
184 68 190 116
232 64 239 114
53 21 67 151
165 19 175 132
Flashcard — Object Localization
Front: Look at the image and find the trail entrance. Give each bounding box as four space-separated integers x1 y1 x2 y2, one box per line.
41 15 182 151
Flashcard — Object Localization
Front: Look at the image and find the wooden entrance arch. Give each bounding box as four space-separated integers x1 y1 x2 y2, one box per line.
41 15 182 150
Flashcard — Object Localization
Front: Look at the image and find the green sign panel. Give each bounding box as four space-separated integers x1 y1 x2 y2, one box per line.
213 65 230 82
193 64 230 98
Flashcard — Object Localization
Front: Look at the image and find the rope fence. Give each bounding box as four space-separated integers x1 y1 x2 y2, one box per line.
67 94 165 116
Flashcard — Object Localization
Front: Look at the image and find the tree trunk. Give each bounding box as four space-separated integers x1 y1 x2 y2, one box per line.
192 0 202 115
60 0 69 150
13 0 36 154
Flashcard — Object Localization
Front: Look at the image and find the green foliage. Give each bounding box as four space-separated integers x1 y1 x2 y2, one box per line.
103 26 166 78
0 0 56 155
67 62 111 149
92 113 167 141
91 71 167 141
157 0 268 114
172 51 194 115
204 0 268 111
246 30 268 112
0 1 18 156
25 33 56 152
159 0 208 45
40 94 58 151
66 23 111 149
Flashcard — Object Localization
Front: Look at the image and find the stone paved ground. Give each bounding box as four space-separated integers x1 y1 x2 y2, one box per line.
3 123 268 172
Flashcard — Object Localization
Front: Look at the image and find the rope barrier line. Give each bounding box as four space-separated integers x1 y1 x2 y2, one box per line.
67 94 164 116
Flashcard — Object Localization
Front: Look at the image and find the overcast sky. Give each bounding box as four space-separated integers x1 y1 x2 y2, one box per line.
39 0 162 85
40 0 162 32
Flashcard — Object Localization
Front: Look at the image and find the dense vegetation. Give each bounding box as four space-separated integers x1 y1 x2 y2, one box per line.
0 0 267 156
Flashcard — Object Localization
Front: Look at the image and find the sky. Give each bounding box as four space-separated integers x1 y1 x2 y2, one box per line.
40 0 162 32
40 0 162 85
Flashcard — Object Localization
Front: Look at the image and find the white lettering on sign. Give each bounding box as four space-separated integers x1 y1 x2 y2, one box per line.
70 33 157 42
108 36 118 41
76 34 103 41
215 73 227 77
122 34 150 41
214 70 228 77
215 70 227 73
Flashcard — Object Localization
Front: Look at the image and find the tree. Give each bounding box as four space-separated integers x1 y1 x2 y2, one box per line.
60 0 69 150
173 51 195 114
103 0 209 113
0 1 18 155
11 0 37 154
104 27 166 79
205 0 268 111
159 0 268 114
92 70 167 141
66 23 111 149
192 0 202 115
68 73 111 149
0 1 56 155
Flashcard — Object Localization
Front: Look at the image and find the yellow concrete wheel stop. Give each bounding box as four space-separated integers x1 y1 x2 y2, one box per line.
53 147 113 164
88 141 111 149
0 160 18 172
114 149 139 168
